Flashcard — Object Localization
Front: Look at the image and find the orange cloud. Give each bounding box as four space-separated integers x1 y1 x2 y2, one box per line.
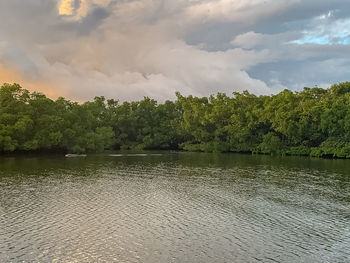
0 65 64 99
59 0 74 16
58 0 111 20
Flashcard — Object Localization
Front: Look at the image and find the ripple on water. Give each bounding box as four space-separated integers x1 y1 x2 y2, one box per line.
0 154 349 263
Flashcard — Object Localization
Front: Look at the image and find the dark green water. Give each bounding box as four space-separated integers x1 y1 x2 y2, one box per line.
0 152 349 263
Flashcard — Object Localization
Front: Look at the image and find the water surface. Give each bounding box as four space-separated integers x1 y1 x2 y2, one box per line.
0 152 349 262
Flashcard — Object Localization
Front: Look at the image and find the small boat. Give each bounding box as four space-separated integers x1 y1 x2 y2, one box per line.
65 154 87 158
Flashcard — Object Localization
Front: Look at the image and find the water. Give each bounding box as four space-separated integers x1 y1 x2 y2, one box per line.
0 152 349 263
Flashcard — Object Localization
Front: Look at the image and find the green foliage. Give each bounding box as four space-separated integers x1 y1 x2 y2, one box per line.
258 132 286 156
285 146 311 156
310 138 350 158
2 82 350 158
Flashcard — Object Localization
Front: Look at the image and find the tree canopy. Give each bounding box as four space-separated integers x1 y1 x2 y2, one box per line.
1 82 350 158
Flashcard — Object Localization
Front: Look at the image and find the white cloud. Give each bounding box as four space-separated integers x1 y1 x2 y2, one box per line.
0 0 276 101
185 0 300 24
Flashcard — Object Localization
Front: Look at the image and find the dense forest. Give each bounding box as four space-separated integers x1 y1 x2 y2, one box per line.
1 82 350 158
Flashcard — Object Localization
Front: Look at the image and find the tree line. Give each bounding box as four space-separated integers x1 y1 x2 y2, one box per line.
1 82 350 158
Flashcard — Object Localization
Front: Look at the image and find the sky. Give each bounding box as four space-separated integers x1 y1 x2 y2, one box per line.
0 0 350 101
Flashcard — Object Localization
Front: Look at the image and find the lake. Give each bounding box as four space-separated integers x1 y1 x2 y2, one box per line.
0 152 349 262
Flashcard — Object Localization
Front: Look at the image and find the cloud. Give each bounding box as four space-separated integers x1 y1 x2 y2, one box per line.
59 0 74 16
294 15 350 45
185 0 300 24
58 0 111 20
0 0 349 101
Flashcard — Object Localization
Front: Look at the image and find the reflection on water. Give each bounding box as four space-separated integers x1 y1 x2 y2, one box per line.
0 152 349 262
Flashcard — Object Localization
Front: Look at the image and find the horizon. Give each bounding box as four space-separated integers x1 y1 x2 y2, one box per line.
2 81 349 104
1 0 350 102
